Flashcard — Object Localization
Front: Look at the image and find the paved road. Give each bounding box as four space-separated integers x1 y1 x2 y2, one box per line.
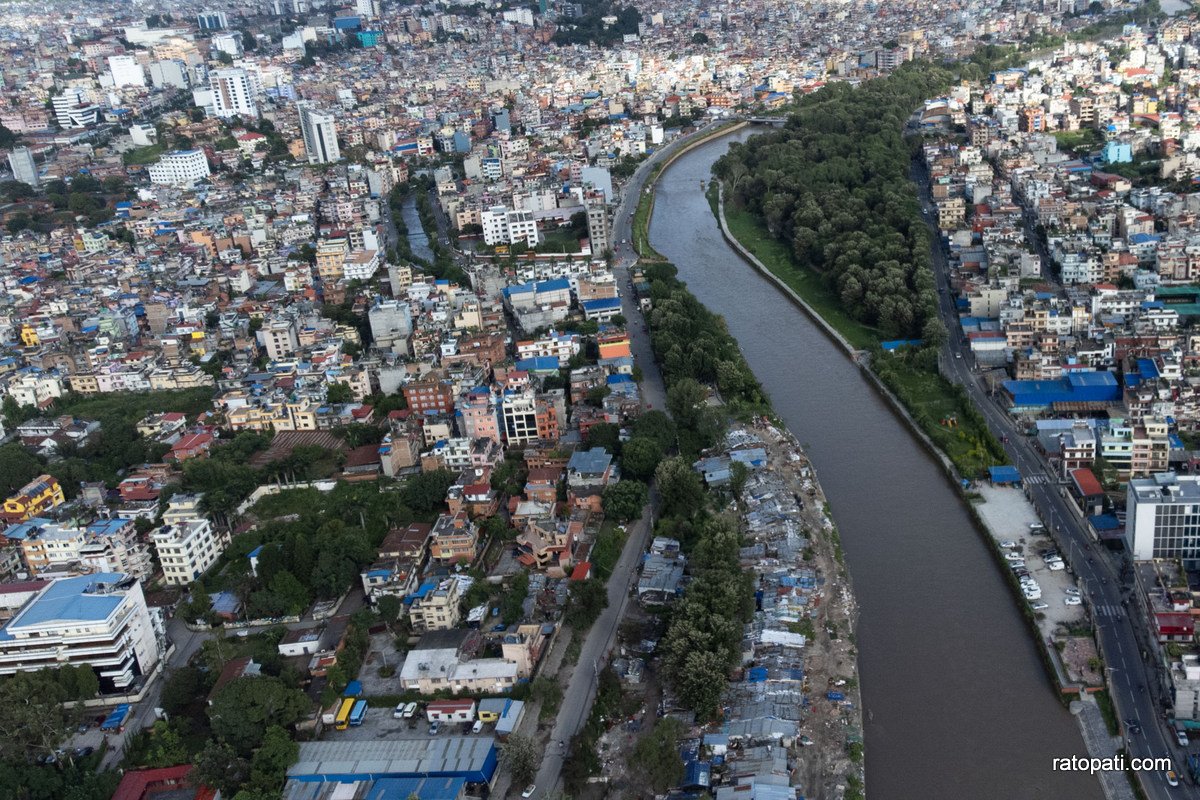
914 163 1197 799
529 123 731 796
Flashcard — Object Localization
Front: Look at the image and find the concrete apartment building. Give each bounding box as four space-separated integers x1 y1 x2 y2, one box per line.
0 573 161 691
151 502 223 585
1127 473 1200 563
408 578 462 632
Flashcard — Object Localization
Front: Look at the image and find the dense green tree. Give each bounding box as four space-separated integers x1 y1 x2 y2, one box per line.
401 470 455 512
602 480 648 523
565 578 608 630
192 740 251 796
0 671 70 761
654 458 705 519
632 410 677 452
584 422 620 453
630 718 685 792
247 725 298 794
499 733 539 786
208 676 309 755
620 437 663 481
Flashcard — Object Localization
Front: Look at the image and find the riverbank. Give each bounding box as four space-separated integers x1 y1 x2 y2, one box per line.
707 148 1134 800
627 124 866 800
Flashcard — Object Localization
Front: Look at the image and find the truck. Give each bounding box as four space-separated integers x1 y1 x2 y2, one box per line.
100 704 131 732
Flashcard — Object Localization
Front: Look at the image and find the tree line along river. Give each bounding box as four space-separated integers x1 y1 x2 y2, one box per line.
648 128 1099 800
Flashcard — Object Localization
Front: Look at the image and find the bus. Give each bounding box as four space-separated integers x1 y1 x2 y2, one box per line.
334 698 356 731
349 699 368 727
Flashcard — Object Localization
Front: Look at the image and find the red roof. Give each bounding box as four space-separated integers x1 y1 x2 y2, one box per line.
570 562 592 581
1071 468 1104 497
111 766 215 800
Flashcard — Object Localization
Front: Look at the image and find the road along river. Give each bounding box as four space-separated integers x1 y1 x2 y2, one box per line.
648 128 1099 800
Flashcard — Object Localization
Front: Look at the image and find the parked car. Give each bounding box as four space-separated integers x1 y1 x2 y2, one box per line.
428 722 440 735
999 541 1017 550
1031 602 1049 611
1004 551 1024 562
522 786 537 798
402 702 418 719
72 746 93 758
1064 588 1081 597
472 720 484 734
1176 729 1190 747
1064 596 1082 606
393 703 406 719
1029 522 1045 531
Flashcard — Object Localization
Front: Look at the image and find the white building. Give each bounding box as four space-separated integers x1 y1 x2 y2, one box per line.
209 68 258 119
343 249 379 281
1127 473 1200 562
107 55 146 88
0 573 161 691
355 0 381 18
298 101 340 164
8 146 37 187
369 299 413 350
480 205 540 247
147 149 210 187
51 88 98 128
151 514 223 586
149 59 189 89
258 317 300 361
211 32 243 58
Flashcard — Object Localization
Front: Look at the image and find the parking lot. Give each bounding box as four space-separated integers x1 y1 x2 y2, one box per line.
976 485 1089 631
330 705 494 742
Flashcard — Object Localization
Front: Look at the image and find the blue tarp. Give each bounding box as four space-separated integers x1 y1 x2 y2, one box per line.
988 466 1022 484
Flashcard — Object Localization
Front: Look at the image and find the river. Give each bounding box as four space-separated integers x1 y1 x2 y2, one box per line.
649 130 1100 799
400 195 434 263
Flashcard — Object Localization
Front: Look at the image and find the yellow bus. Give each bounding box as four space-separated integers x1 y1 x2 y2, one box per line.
334 697 356 731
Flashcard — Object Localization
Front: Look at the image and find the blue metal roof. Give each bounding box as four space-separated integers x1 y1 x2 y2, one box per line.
366 777 467 800
568 446 612 475
582 297 622 311
4 573 129 632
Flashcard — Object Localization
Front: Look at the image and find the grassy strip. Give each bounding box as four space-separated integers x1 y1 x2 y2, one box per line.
590 521 627 579
1094 689 1119 735
716 183 1006 478
632 164 666 260
720 198 879 351
874 353 1008 478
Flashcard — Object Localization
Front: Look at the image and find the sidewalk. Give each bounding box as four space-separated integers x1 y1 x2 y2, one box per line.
1075 694 1136 800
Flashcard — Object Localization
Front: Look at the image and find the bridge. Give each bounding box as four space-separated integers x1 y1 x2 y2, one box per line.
743 116 788 126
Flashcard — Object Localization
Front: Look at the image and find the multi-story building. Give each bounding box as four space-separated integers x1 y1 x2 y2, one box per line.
585 200 609 254
107 55 146 87
8 146 38 187
429 511 478 563
298 101 341 164
209 68 257 119
368 299 413 351
404 378 455 415
147 149 210 187
458 388 501 444
151 516 223 586
1127 474 1200 562
258 318 300 361
408 578 462 632
343 249 379 281
501 389 558 444
480 206 540 246
2 475 65 523
0 573 161 691
52 88 98 128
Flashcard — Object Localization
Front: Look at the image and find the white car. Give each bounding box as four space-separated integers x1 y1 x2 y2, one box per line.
1064 588 1081 597
999 541 1018 550
1064 596 1083 606
522 787 537 799
1004 551 1024 562
1031 602 1049 611
1046 560 1065 571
